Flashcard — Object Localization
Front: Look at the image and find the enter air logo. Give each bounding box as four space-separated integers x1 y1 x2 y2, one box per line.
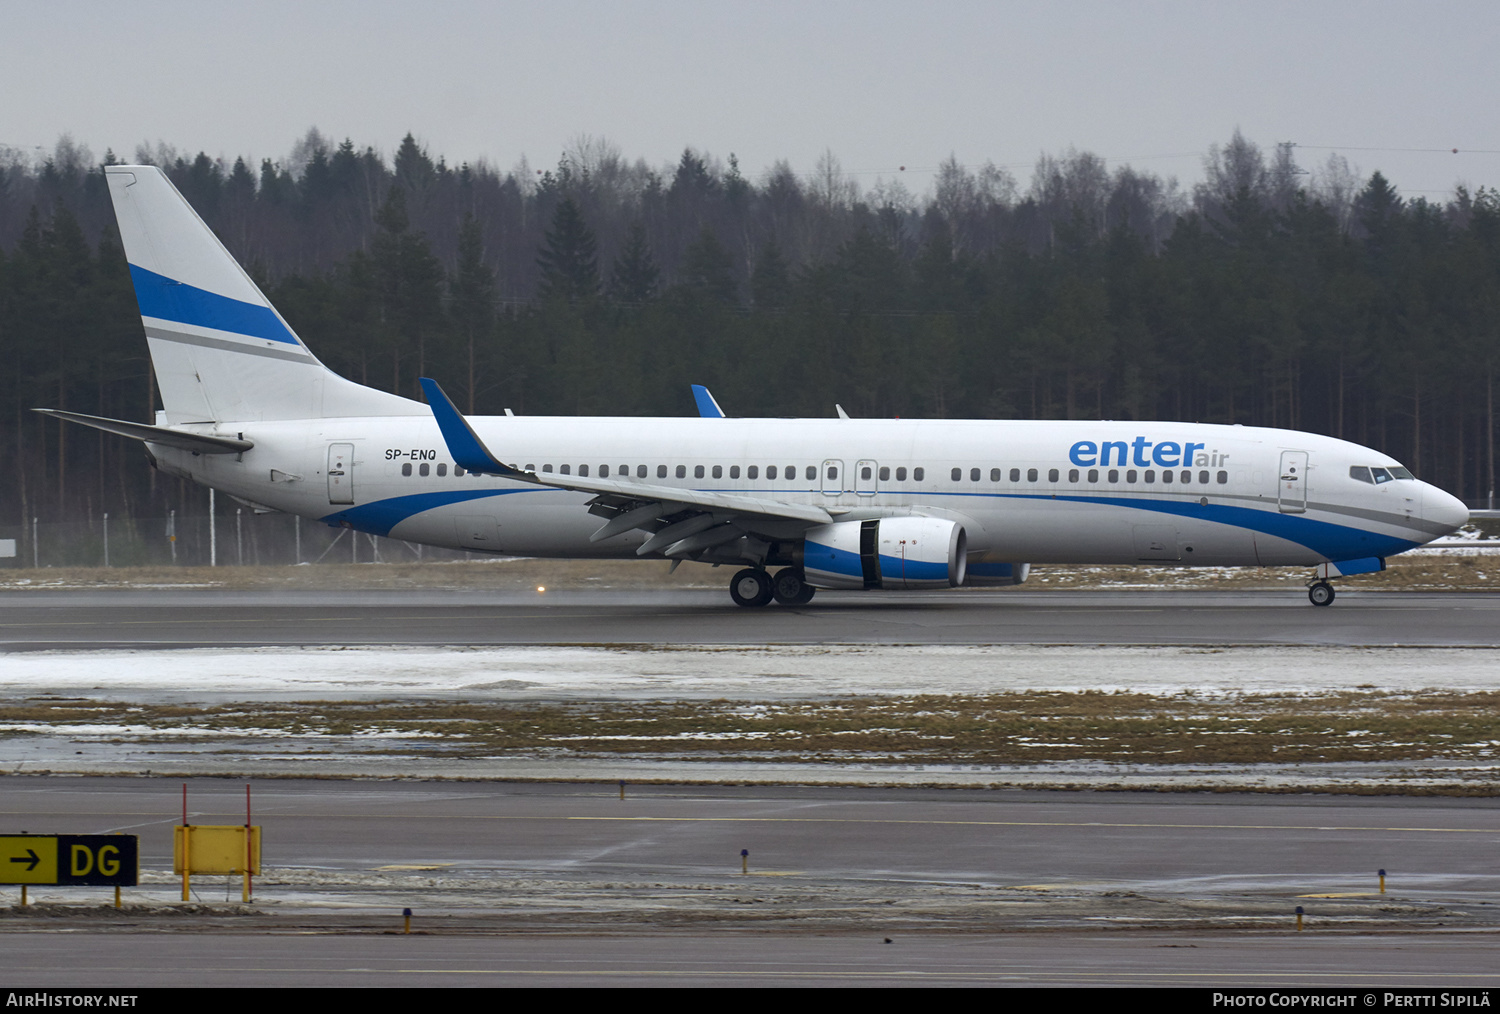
1069 439 1229 469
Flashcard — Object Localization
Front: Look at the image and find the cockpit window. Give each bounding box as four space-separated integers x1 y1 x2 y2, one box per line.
1352 465 1413 484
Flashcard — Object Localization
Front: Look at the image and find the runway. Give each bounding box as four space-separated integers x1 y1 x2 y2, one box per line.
2 590 1497 986
5 588 1500 648
1 778 1497 986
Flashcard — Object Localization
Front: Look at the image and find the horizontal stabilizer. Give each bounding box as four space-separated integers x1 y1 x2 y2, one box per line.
33 409 253 454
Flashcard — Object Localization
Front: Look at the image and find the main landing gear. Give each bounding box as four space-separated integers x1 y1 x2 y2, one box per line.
729 567 816 607
1307 581 1336 607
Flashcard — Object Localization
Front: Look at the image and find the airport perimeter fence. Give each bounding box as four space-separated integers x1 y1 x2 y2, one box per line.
0 510 475 570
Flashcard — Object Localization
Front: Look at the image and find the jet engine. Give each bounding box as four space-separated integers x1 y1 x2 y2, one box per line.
963 558 1031 586
799 518 966 590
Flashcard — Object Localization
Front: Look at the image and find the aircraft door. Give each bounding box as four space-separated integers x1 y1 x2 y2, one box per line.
1278 450 1308 514
855 459 878 496
327 443 354 505
821 459 844 497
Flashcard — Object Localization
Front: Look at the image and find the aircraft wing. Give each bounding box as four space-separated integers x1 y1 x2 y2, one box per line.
419 379 833 557
691 384 725 418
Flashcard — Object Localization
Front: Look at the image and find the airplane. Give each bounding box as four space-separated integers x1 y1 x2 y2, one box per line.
37 166 1469 608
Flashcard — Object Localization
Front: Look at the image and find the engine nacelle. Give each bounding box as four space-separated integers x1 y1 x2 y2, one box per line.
963 557 1031 586
800 518 967 590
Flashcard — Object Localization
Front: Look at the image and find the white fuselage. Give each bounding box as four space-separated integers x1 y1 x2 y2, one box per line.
147 415 1466 569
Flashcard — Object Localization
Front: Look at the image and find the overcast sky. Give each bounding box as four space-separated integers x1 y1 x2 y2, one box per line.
5 0 1498 199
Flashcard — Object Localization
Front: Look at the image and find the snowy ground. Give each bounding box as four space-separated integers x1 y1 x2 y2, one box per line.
3 642 1500 702
2 644 1497 791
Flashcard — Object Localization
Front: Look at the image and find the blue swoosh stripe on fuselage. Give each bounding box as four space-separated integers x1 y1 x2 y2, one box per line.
321 489 540 537
323 487 1419 561
128 264 299 345
919 491 1419 561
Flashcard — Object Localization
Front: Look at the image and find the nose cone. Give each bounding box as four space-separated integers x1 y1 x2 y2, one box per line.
1423 485 1469 535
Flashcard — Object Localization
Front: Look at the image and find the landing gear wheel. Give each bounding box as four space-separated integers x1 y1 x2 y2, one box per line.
1308 581 1336 607
771 567 816 605
729 568 773 607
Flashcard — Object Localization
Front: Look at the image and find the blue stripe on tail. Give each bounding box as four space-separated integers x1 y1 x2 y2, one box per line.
128 264 298 345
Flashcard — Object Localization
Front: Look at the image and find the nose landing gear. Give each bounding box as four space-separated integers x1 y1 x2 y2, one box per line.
1307 580 1336 607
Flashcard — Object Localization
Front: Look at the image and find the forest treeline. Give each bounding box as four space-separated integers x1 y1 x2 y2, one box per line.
2 128 1499 530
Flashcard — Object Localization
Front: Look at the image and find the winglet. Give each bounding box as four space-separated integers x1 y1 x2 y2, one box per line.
691 385 725 418
418 378 527 478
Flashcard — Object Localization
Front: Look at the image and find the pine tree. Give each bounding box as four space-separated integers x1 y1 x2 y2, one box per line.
751 240 791 309
450 213 496 412
536 197 599 303
678 226 736 304
609 221 659 304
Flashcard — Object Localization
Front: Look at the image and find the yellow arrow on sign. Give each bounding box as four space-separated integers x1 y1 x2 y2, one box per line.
0 837 57 885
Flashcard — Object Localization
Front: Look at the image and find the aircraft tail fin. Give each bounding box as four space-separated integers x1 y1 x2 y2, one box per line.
105 165 423 423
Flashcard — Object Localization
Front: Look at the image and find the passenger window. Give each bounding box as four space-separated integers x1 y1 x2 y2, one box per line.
638 465 648 478
560 464 571 475
1126 470 1138 483
1087 469 1098 482
827 466 838 479
657 465 667 478
1068 469 1079 482
1027 468 1038 482
694 465 705 479
456 466 466 477
579 464 589 477
864 466 874 480
524 464 534 472
806 466 817 481
748 465 759 479
712 465 722 479
1199 470 1210 484
599 465 609 478
896 467 907 481
951 468 962 482
1180 470 1190 484
419 463 430 477
402 463 412 477
771 465 782 480
542 464 552 473
676 465 686 479
786 466 794 479
438 463 448 477
1216 470 1228 484
1048 468 1059 483
879 466 890 481
1010 468 1020 482
914 467 925 481
1108 469 1119 483
970 468 980 482
1161 469 1172 484
730 465 740 479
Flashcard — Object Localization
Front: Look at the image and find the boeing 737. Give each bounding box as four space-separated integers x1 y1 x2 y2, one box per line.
37 166 1470 607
